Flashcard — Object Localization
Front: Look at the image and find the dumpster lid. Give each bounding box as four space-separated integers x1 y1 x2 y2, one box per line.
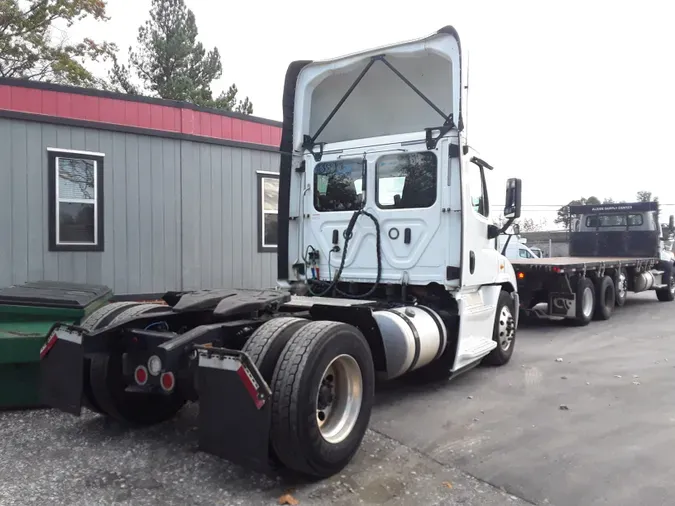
0 281 112 309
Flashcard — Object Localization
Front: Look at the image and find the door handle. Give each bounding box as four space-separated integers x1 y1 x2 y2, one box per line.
470 251 475 274
404 228 411 244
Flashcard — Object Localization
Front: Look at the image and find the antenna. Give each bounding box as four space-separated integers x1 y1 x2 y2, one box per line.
464 50 470 146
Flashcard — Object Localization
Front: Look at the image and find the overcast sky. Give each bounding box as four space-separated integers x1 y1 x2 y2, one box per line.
69 0 675 226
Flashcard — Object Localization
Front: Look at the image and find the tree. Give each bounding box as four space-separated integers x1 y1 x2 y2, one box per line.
636 190 656 203
636 190 660 219
0 0 114 87
554 196 601 229
520 217 547 232
109 0 253 114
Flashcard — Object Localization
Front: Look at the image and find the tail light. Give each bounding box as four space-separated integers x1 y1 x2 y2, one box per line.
134 366 149 386
160 372 175 392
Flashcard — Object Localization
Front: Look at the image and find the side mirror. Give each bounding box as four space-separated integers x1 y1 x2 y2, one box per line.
669 215 674 231
489 178 523 240
512 223 521 235
504 178 522 219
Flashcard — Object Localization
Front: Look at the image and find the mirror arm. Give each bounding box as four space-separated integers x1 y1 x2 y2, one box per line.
488 216 516 240
500 231 515 255
500 216 516 235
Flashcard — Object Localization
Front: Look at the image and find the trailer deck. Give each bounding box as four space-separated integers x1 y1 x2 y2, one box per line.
511 256 658 273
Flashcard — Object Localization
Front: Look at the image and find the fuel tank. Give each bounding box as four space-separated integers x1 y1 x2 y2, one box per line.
373 305 447 380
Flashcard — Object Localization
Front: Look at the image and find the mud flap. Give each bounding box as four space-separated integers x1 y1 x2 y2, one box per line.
550 292 576 317
39 325 85 416
196 347 273 472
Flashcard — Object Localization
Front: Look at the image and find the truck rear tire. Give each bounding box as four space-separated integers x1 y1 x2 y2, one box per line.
89 352 186 426
573 278 595 326
241 317 310 383
615 268 628 307
594 276 615 320
656 262 675 302
78 301 143 415
482 290 516 366
270 320 375 478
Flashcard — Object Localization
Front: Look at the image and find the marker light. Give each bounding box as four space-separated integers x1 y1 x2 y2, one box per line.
147 355 162 376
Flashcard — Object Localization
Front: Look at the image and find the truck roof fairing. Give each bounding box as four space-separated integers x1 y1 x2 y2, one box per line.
288 26 463 153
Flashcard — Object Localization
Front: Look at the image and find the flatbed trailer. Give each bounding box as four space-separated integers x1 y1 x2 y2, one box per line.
512 202 675 325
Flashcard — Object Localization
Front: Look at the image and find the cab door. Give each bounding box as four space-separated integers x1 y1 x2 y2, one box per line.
366 148 445 285
454 155 501 370
460 156 500 289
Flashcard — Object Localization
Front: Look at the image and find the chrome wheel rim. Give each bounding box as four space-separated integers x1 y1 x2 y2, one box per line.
617 273 627 300
316 354 363 444
498 306 515 351
582 287 594 316
670 276 675 294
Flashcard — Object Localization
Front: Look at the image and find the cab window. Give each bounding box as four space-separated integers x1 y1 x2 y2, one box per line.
585 214 644 227
314 159 364 212
466 159 489 217
519 248 533 258
376 152 437 209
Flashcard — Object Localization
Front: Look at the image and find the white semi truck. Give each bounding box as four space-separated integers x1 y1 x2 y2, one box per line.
38 26 523 478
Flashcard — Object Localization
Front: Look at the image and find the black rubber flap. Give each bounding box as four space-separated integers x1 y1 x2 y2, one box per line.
39 329 84 415
197 362 272 472
0 281 112 309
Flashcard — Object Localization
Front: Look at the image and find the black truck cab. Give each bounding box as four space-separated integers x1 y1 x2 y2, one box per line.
569 202 662 258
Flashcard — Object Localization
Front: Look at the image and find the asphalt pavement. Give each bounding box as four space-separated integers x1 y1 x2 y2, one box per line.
1 292 674 505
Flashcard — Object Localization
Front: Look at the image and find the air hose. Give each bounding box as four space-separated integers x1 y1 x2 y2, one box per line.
307 208 382 299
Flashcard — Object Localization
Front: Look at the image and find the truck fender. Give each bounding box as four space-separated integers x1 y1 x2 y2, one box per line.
308 304 388 373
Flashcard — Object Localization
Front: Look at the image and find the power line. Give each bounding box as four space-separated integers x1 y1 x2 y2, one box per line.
490 203 675 208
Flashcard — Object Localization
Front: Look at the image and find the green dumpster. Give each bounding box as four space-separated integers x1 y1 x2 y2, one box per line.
0 281 111 409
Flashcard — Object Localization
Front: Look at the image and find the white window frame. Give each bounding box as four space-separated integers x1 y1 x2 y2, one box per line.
258 171 279 252
55 156 98 246
48 148 104 252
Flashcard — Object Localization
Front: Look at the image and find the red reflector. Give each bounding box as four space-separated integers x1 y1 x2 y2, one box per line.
552 266 561 273
160 372 175 392
237 366 265 410
40 333 58 359
134 366 148 385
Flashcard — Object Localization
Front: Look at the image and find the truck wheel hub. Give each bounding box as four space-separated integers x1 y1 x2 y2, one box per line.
498 306 515 351
315 354 363 444
617 274 627 298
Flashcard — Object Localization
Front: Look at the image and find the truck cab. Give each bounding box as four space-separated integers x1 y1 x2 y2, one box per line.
278 27 523 374
569 202 667 259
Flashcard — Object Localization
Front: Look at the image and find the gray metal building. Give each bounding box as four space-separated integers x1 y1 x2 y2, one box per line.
0 78 283 295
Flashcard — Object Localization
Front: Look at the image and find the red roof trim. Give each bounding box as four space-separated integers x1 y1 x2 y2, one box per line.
0 81 282 149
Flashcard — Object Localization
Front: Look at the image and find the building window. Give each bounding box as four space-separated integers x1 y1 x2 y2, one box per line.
48 148 104 252
257 172 279 252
